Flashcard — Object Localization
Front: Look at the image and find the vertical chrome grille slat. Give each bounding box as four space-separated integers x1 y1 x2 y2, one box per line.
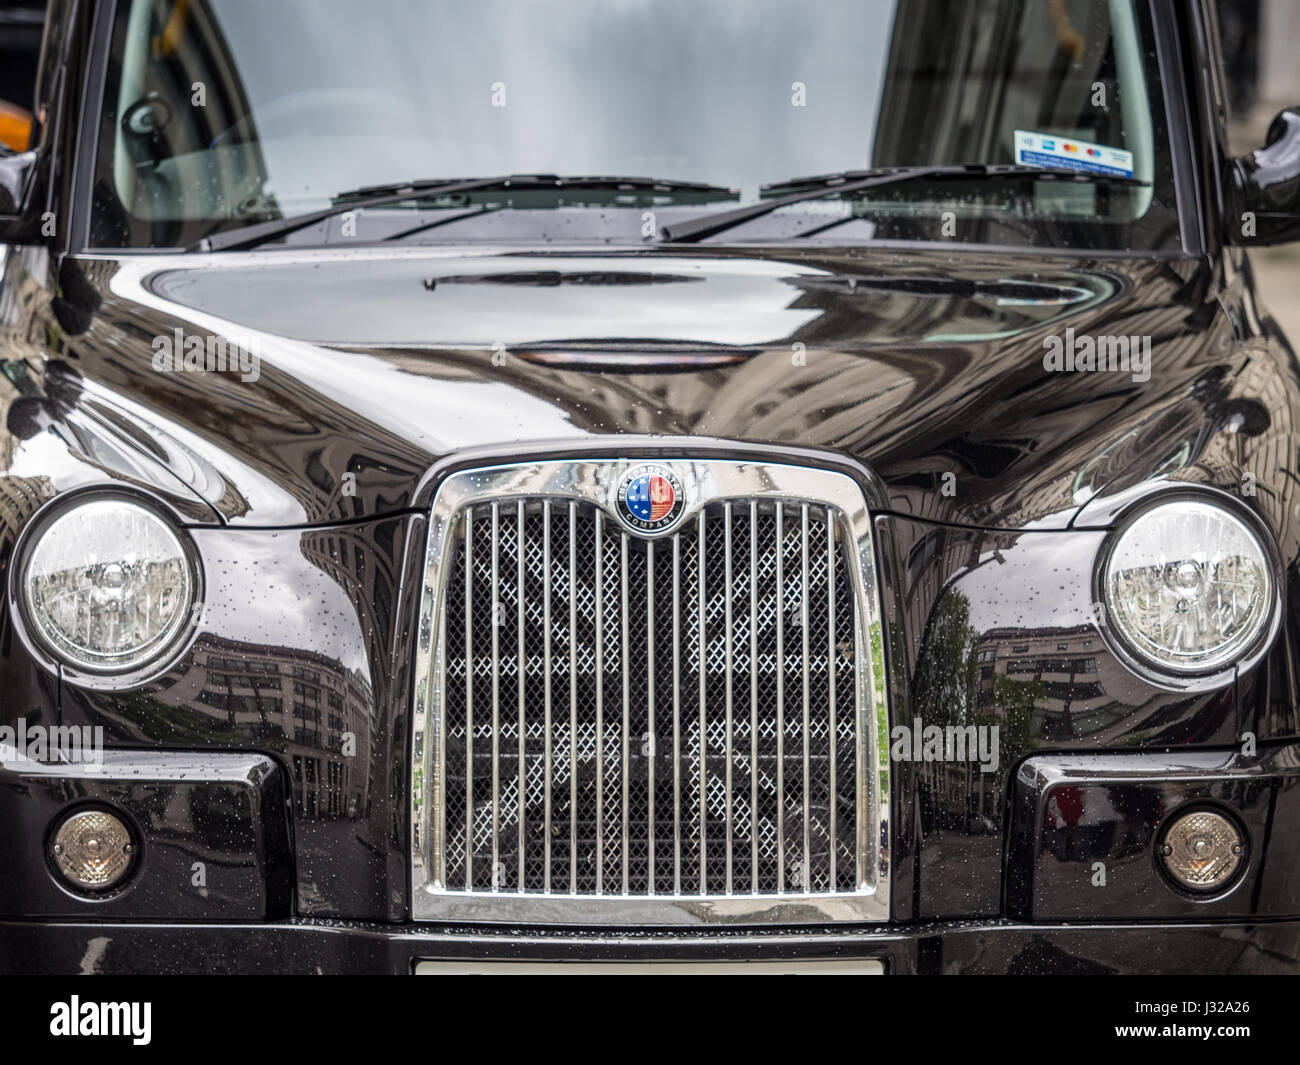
620 531 630 896
595 510 605 893
801 503 811 893
418 459 884 920
463 511 473 892
542 500 552 894
490 502 500 889
749 500 758 894
774 501 785 890
517 500 526 891
696 509 707 896
434 594 446 888
723 502 734 895
827 513 837 891
672 533 681 896
568 502 578 895
646 539 656 895
853 489 868 892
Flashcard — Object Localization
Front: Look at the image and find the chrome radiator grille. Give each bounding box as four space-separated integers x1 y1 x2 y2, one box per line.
411 458 887 924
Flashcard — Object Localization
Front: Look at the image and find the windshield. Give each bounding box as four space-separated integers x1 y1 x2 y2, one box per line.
89 0 1182 251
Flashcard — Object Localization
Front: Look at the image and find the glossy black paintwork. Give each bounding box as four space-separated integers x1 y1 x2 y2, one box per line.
1008 747 1299 921
2 245 1257 532
6 237 1296 931
47 514 425 920
0 0 1299 972
0 750 291 919
2 917 1297 975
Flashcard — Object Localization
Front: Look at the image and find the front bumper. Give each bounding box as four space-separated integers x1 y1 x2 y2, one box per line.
3 917 1299 974
6 743 1300 973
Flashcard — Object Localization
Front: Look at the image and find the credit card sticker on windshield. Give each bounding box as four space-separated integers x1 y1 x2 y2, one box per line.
1014 130 1135 178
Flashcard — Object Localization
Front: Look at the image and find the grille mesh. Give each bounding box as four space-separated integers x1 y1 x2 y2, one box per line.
438 499 860 897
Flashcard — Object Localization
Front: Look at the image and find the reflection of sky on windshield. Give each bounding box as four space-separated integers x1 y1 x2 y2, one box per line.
210 0 895 204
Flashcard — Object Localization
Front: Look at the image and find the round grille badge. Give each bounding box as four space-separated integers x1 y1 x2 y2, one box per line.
617 464 686 534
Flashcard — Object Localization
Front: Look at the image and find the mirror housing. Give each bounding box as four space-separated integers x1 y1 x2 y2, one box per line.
1227 107 1300 246
0 146 39 242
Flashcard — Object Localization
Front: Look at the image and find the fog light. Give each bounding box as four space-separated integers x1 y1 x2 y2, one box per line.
1158 809 1244 893
49 809 136 892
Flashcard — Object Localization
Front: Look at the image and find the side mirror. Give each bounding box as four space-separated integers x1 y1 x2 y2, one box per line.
0 146 39 242
1227 107 1300 245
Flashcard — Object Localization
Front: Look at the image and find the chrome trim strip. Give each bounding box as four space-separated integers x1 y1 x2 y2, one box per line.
434 590 446 889
411 456 888 925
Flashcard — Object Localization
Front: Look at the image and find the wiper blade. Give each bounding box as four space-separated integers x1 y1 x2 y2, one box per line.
194 175 525 252
381 205 507 242
758 163 1149 195
193 174 739 252
658 163 1150 244
338 174 738 201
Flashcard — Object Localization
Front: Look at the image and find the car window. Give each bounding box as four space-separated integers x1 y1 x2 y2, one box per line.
89 0 1184 252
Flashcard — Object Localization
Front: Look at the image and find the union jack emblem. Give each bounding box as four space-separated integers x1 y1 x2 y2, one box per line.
617 464 685 533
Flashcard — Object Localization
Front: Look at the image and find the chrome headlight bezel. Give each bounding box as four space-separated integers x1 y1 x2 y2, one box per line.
1094 489 1282 688
13 491 203 680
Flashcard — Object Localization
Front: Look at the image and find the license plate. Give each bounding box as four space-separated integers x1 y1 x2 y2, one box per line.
413 959 885 975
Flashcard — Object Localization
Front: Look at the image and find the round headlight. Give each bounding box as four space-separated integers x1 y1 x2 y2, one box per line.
21 498 196 673
1102 499 1274 674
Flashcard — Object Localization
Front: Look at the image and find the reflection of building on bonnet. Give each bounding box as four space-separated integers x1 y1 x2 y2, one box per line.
189 635 375 823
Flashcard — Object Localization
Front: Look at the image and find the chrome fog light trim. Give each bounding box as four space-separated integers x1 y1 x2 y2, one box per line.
49 807 137 893
1157 807 1246 894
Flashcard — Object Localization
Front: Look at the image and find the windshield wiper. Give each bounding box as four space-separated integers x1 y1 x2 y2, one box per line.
193 174 740 252
658 163 1150 244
